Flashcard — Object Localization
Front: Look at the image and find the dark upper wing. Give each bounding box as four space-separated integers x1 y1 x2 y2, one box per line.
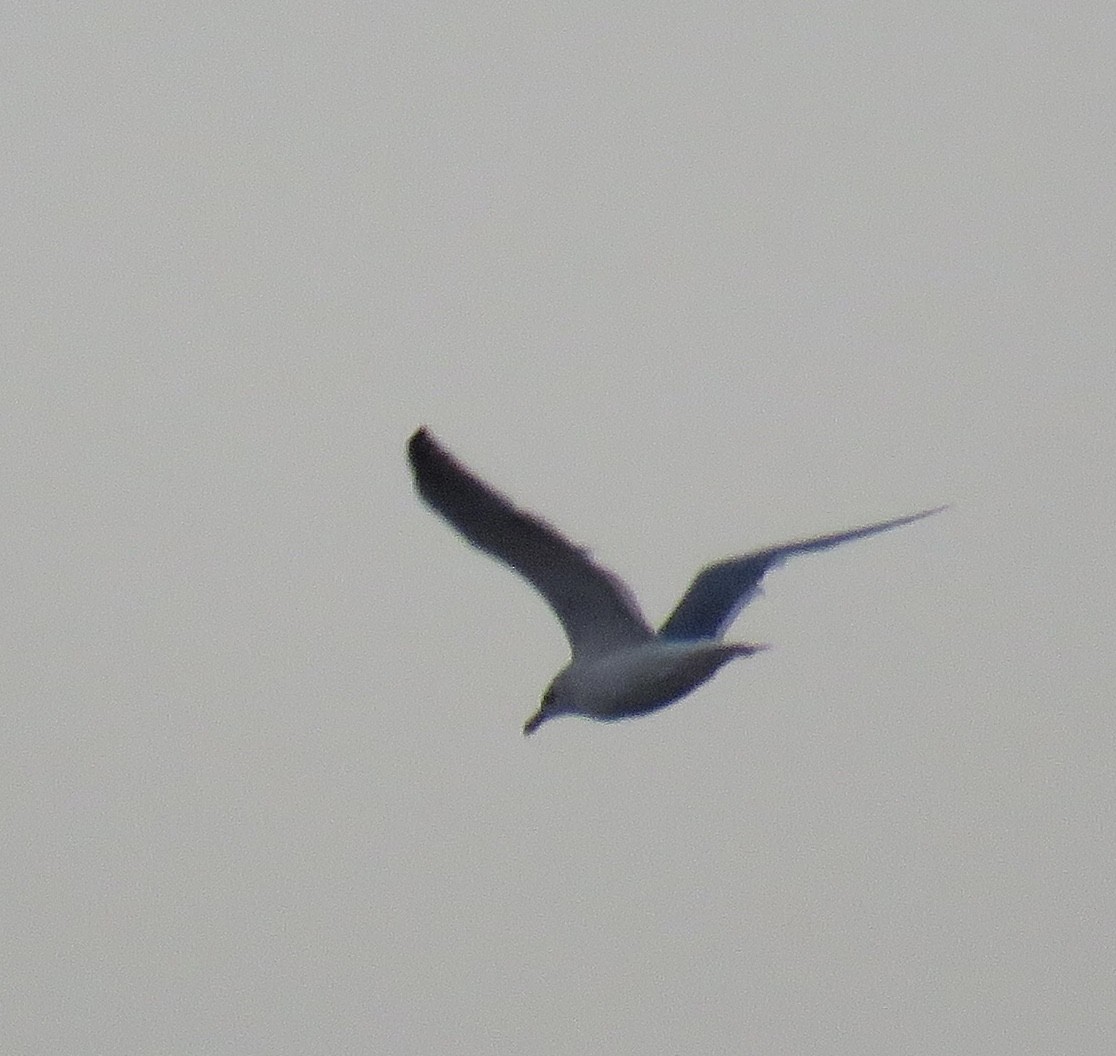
408 428 653 657
658 507 945 641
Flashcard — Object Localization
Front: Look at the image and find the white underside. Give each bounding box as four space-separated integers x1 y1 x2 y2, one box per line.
550 639 760 720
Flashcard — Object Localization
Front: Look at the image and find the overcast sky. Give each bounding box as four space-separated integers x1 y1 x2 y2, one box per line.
5 3 1115 1053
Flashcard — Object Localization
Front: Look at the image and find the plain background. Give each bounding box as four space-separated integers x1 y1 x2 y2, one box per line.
5 3 1114 1053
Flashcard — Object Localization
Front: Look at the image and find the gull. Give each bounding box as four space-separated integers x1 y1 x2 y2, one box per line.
408 428 943 735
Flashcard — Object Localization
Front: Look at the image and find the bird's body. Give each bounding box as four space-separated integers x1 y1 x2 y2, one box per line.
529 639 765 733
407 428 942 734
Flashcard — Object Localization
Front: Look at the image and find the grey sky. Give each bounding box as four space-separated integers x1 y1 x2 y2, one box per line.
4 3 1114 1053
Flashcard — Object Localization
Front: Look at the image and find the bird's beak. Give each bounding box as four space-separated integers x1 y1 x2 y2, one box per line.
523 710 545 736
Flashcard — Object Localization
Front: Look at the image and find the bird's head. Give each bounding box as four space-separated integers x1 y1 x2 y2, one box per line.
523 676 571 735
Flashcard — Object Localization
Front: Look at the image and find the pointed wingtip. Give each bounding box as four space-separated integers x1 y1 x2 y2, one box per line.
897 503 950 531
408 427 447 481
882 504 949 529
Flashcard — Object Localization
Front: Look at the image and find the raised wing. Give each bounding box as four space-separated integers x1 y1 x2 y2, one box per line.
658 507 945 642
408 428 653 657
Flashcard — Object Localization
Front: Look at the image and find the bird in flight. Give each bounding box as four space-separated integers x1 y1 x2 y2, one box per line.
408 428 942 735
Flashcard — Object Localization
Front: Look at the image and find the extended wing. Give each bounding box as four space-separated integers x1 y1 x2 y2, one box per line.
658 507 944 641
408 428 653 657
